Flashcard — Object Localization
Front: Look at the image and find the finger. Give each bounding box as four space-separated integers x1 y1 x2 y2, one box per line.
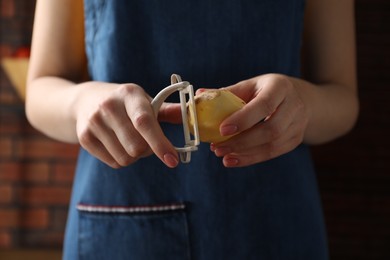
79 130 121 169
218 97 295 154
222 133 303 168
214 109 303 158
223 78 257 102
89 113 136 167
99 99 151 158
213 108 290 155
125 93 179 168
213 123 268 157
195 88 211 95
158 102 182 124
220 77 289 136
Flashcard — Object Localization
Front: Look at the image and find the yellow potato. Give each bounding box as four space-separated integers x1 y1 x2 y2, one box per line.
188 89 246 143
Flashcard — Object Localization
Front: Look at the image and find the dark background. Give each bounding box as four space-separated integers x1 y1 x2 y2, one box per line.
312 1 390 258
0 0 389 259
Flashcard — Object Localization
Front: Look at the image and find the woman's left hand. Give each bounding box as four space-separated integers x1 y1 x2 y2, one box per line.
211 74 310 167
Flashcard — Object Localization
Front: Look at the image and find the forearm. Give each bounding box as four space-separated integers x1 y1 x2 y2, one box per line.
292 77 359 145
26 77 81 142
25 77 109 143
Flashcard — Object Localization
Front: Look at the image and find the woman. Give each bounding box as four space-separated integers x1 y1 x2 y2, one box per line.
27 0 358 259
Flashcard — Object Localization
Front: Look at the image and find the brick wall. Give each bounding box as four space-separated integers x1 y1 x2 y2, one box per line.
0 0 389 258
0 0 79 249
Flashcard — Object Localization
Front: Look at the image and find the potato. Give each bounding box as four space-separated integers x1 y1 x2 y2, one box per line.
188 89 246 143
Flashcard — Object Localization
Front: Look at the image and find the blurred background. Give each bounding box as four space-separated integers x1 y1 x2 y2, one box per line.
0 0 389 259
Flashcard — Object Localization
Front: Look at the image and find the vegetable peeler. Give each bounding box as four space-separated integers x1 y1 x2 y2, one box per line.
151 74 200 163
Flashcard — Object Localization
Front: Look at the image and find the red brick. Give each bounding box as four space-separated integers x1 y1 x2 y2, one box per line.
0 185 13 204
41 232 65 247
51 208 69 231
20 231 64 248
19 186 71 206
0 231 12 248
0 110 36 135
14 138 79 160
52 163 76 184
0 162 50 183
0 138 12 158
0 208 48 229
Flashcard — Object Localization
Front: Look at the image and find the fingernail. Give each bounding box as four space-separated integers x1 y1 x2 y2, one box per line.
223 157 239 167
164 153 179 168
220 124 238 136
214 146 232 157
210 143 216 152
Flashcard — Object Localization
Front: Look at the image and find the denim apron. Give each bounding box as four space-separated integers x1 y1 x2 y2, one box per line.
63 0 329 259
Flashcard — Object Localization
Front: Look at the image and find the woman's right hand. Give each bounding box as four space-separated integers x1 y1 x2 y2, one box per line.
26 1 180 168
74 82 180 168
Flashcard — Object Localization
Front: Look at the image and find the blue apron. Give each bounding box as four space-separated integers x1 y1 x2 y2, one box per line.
63 0 329 259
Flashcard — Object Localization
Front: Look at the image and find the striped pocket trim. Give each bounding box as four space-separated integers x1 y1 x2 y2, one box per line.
77 202 186 214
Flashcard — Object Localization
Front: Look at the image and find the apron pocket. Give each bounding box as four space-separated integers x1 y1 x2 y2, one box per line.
78 202 191 260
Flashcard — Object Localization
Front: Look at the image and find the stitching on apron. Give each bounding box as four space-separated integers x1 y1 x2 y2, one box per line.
77 203 186 214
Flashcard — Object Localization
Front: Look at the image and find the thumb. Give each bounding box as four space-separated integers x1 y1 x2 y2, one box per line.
158 102 183 124
196 88 210 95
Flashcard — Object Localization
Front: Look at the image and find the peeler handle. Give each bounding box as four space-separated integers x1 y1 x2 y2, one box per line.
151 74 200 163
151 75 189 116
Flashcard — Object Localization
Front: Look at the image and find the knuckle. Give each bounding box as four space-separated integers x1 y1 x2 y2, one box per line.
78 128 95 148
99 98 117 116
273 74 293 90
132 111 153 130
83 112 104 134
127 142 149 158
87 111 101 126
118 83 140 96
